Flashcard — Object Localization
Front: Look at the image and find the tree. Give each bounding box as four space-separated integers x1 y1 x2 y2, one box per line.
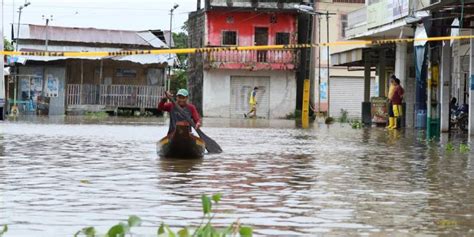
3 38 13 51
170 69 188 92
173 32 188 66
173 20 189 67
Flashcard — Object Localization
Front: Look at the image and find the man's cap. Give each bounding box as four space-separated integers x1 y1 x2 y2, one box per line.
177 89 189 97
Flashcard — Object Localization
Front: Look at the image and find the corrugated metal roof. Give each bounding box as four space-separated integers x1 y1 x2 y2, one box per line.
17 24 161 46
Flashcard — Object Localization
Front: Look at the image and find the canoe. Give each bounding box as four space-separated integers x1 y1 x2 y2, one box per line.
157 122 206 158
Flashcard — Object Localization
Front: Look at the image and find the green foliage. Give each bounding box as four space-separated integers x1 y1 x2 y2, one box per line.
339 109 349 123
0 225 8 237
460 144 470 153
170 69 188 93
173 31 189 66
325 117 335 124
445 142 455 152
74 227 95 237
201 194 212 215
127 215 142 228
350 120 363 129
75 194 252 237
3 38 13 51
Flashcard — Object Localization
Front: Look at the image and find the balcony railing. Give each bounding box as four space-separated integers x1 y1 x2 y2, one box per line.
204 49 297 70
67 84 164 109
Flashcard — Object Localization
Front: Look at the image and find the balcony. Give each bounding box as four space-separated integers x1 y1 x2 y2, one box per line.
207 0 305 10
203 49 298 70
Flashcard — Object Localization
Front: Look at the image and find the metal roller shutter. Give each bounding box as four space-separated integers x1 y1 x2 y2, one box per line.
330 77 373 119
230 76 270 118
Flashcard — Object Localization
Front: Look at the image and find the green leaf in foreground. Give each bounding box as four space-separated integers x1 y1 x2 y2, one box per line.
177 228 190 237
201 194 212 214
239 226 253 237
0 225 8 236
212 193 222 204
128 215 142 227
107 223 126 237
158 223 165 235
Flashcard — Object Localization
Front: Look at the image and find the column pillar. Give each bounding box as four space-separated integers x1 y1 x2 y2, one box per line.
469 28 474 135
362 53 372 125
378 48 386 97
395 42 407 86
440 41 452 132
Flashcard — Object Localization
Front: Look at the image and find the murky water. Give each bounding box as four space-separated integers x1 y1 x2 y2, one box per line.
1 117 474 236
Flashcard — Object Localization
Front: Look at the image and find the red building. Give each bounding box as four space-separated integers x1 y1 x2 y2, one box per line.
188 0 307 119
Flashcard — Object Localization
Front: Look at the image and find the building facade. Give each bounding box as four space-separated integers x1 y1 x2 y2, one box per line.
7 24 176 115
341 0 474 137
313 0 376 119
188 0 304 119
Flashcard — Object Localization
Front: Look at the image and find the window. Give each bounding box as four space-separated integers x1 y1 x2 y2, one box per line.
222 31 237 46
275 32 290 45
340 14 348 38
116 68 137 78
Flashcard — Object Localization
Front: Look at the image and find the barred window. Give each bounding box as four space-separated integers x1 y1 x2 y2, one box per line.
276 32 290 45
222 31 237 45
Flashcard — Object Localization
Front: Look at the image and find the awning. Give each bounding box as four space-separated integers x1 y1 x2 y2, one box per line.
9 53 177 66
331 46 396 67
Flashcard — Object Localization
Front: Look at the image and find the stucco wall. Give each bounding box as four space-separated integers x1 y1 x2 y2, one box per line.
203 69 296 118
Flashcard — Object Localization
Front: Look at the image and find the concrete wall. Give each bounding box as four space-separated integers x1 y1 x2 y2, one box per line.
188 11 206 114
203 69 296 118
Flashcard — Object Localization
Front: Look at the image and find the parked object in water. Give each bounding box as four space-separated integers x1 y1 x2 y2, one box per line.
157 122 206 158
450 104 468 132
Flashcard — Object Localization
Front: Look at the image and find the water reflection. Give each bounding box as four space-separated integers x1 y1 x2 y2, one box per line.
1 117 474 236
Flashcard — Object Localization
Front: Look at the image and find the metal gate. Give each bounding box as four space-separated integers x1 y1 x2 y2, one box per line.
230 76 270 118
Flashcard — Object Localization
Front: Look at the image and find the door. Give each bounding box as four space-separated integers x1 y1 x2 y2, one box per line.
255 27 268 62
230 76 270 118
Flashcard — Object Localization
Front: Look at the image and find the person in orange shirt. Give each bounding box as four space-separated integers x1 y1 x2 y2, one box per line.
390 78 404 130
386 75 397 129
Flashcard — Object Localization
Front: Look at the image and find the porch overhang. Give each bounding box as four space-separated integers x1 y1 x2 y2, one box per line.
331 46 396 68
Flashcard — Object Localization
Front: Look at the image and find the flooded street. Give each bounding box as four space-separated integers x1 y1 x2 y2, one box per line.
1 117 474 236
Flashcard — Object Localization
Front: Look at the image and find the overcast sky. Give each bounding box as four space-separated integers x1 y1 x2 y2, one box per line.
1 0 200 39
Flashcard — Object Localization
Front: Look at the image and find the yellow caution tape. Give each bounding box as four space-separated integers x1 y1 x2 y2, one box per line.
1 35 473 57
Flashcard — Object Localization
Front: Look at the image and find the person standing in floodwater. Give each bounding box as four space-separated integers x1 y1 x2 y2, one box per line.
244 87 258 118
158 89 202 134
391 78 404 130
386 75 397 129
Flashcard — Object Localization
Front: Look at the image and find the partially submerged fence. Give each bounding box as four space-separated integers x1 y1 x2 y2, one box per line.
67 84 164 109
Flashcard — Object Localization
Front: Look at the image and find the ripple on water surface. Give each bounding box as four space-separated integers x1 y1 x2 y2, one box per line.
1 118 474 236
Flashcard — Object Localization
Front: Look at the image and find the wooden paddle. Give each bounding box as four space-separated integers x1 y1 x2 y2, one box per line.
165 93 223 154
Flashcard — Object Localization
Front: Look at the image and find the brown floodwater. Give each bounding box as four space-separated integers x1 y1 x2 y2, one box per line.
1 116 474 236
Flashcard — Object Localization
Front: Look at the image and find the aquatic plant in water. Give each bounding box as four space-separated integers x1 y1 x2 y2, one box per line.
74 194 253 237
445 142 455 152
459 144 470 153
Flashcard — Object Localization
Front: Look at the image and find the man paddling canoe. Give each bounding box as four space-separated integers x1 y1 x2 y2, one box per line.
158 89 202 134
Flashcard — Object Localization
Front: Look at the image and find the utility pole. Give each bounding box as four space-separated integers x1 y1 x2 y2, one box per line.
318 15 321 114
168 3 179 92
1 0 4 119
42 15 53 52
326 11 331 117
12 1 30 114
